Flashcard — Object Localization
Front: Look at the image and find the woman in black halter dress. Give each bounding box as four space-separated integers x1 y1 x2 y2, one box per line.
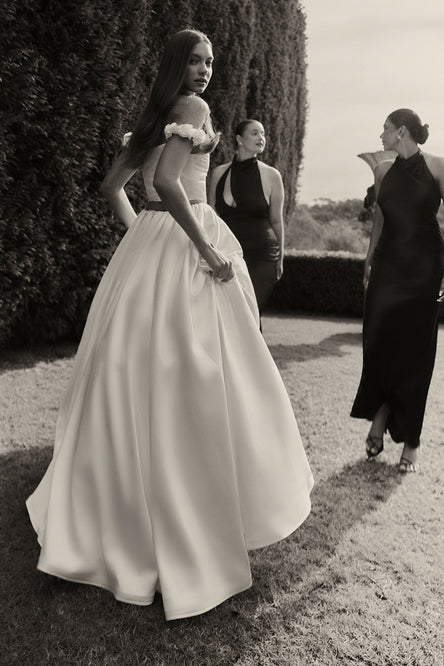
209 120 284 313
351 109 444 472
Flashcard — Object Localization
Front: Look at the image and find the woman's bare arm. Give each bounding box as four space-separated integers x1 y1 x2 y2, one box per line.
429 155 444 299
267 167 285 279
154 135 233 280
99 152 138 229
208 164 229 209
363 162 392 289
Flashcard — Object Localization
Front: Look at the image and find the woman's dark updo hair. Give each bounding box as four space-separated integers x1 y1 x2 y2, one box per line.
234 119 259 148
387 108 429 144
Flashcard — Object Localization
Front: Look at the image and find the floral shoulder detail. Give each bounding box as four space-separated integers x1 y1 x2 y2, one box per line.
164 123 207 146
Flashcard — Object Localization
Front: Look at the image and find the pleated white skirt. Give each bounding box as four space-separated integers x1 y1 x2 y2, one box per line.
27 204 313 620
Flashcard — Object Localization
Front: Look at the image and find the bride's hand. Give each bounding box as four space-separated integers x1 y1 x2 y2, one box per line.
199 243 234 281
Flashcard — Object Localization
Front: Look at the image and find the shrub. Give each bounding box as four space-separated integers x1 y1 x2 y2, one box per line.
268 251 444 322
268 250 366 316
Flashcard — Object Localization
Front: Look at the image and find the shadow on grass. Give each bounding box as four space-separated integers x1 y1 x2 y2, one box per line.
0 343 77 374
269 331 362 366
1 447 401 665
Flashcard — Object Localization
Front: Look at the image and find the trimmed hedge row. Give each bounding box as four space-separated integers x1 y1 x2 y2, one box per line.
1 0 307 346
268 251 444 322
268 250 366 316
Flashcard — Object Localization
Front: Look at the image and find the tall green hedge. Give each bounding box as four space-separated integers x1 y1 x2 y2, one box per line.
0 0 307 346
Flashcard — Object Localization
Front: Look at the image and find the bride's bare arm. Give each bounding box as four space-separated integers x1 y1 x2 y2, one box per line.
154 134 233 281
99 152 138 229
154 135 212 250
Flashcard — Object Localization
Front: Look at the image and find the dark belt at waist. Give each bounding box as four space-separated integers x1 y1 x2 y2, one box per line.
145 200 205 211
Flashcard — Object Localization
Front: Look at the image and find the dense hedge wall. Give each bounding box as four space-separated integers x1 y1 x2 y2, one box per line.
268 251 366 317
0 0 307 346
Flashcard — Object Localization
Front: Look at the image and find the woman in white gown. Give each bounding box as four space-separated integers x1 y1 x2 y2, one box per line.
26 29 313 621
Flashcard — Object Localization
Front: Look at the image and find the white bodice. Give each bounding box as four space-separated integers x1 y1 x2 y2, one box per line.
141 144 210 203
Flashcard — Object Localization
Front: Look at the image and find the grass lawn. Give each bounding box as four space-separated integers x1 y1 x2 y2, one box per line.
1 314 443 665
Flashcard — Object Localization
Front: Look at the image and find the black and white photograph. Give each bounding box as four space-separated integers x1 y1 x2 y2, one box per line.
1 1 443 664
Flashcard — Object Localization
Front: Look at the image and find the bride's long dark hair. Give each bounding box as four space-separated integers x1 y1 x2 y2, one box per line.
123 29 212 169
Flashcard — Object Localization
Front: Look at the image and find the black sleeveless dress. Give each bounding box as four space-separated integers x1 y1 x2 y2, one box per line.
351 151 444 446
215 157 279 312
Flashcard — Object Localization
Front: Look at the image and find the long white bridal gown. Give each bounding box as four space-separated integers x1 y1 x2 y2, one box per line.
26 95 314 621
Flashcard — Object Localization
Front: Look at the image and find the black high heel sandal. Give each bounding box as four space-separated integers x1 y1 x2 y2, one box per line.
398 457 416 473
366 435 384 460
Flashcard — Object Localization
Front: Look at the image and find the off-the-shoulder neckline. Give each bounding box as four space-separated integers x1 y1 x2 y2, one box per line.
175 94 209 106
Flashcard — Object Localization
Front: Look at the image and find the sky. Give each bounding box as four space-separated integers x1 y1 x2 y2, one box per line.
298 0 444 203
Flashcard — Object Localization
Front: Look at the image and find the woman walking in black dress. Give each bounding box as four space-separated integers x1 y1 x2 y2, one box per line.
209 120 284 313
351 108 444 472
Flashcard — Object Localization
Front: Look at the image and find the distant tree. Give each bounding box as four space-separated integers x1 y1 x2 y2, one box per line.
307 198 364 223
0 0 307 346
286 199 370 253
